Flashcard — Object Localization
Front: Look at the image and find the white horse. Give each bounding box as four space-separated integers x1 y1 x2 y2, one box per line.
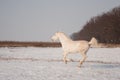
51 32 95 67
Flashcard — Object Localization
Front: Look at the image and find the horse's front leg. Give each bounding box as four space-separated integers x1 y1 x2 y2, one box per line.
63 52 68 64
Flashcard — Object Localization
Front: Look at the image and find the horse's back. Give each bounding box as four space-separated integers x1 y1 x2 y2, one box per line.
74 40 89 50
74 40 89 45
64 40 89 53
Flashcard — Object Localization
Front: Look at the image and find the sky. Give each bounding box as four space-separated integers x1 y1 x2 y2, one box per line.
0 0 120 41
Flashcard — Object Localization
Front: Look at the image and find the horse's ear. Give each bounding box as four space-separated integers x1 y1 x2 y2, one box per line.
56 31 61 34
55 31 59 35
56 32 59 34
57 31 60 33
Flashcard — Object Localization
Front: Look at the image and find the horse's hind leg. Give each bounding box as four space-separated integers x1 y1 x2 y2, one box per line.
79 52 87 67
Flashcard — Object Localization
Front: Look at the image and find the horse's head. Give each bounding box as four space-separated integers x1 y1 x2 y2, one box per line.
51 32 69 42
51 32 59 42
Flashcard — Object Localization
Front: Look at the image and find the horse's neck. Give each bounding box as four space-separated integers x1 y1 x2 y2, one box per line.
58 34 72 45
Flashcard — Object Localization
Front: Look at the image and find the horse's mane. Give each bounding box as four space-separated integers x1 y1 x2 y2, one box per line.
57 32 72 41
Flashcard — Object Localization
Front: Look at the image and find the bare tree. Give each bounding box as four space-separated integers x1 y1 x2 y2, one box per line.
71 6 120 44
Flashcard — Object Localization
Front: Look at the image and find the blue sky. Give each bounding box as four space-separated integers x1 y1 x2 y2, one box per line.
0 0 120 41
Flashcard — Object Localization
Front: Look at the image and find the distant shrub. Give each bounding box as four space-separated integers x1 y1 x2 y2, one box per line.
0 41 61 47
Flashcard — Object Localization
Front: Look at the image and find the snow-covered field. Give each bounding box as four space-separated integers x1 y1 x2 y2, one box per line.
0 47 120 80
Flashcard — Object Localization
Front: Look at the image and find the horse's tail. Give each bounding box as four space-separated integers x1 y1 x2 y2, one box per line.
88 37 98 46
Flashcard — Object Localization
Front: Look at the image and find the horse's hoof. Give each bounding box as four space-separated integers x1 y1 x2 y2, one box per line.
63 61 67 64
66 58 73 62
69 59 74 62
77 65 81 68
65 61 67 64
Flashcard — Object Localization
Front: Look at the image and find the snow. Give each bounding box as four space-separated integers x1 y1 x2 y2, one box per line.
0 47 120 80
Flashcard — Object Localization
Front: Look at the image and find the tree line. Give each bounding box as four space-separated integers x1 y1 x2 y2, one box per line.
71 6 120 44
